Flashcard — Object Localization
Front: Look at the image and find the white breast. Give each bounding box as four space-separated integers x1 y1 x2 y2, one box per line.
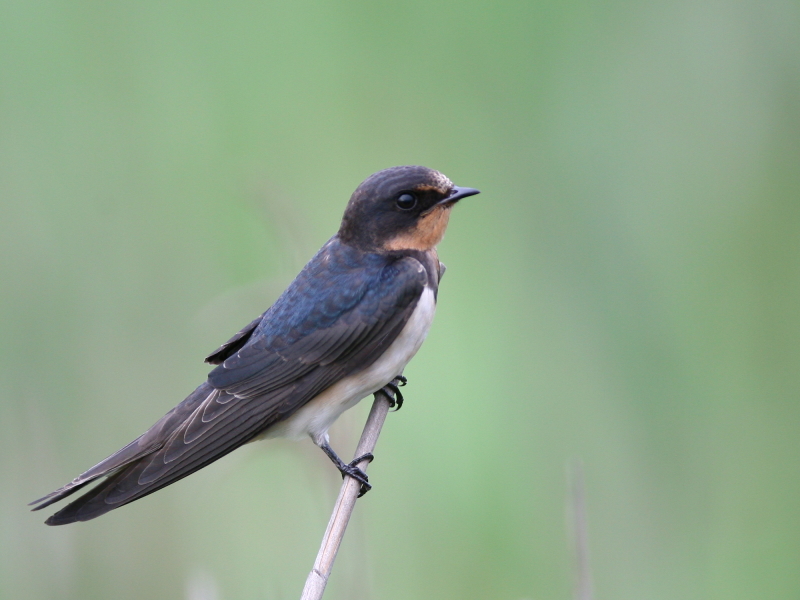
264 286 437 444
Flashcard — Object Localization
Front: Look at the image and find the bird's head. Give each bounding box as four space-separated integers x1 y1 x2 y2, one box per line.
338 165 480 252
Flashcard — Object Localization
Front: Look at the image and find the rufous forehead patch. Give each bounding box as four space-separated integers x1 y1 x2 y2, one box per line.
422 171 453 194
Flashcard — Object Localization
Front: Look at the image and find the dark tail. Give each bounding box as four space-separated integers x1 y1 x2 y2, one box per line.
30 381 284 525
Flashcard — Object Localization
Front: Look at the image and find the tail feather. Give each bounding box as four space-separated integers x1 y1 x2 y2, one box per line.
33 382 296 525
30 382 217 521
42 409 268 525
29 479 95 511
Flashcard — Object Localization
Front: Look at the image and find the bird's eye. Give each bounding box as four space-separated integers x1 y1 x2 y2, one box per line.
396 193 417 210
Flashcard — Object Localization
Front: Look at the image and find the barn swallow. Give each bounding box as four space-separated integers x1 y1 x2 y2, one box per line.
31 165 479 525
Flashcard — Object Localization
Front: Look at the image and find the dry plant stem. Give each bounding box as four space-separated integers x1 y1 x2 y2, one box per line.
568 459 594 600
300 389 394 600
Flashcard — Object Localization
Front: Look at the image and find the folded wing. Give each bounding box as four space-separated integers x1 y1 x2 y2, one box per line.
32 246 426 524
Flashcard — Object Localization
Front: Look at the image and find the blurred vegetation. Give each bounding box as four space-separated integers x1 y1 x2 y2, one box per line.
2 0 799 599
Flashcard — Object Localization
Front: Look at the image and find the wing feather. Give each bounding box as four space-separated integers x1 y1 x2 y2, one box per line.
34 243 429 525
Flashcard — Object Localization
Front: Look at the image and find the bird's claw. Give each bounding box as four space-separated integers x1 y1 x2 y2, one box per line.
381 375 408 411
341 453 374 497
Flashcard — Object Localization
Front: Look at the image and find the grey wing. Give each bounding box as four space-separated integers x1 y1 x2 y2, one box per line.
32 256 427 524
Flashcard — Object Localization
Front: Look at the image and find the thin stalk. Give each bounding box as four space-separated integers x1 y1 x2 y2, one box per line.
568 459 594 600
300 389 393 600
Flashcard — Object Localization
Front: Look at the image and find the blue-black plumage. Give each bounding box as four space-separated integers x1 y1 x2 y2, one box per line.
31 165 479 525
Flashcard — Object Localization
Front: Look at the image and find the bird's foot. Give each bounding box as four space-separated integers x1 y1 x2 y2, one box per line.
320 442 374 497
340 453 374 497
381 375 408 411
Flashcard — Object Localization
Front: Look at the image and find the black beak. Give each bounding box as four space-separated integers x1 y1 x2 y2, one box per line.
421 185 481 215
446 186 481 203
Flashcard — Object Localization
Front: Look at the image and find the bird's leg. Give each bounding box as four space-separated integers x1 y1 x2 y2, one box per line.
380 375 407 411
319 441 373 497
314 376 407 497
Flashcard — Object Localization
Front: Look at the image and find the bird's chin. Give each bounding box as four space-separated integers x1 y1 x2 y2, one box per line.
384 205 452 252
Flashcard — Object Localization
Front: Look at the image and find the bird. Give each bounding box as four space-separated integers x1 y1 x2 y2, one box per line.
30 165 479 525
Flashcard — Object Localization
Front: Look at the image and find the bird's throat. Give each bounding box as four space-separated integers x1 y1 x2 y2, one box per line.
383 206 452 252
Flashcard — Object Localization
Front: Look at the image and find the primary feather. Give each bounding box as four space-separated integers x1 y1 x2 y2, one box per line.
32 238 430 524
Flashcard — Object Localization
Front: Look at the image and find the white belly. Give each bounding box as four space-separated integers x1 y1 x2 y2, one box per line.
264 286 436 445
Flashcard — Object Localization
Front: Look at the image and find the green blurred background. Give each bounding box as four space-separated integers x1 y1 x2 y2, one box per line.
2 0 799 598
